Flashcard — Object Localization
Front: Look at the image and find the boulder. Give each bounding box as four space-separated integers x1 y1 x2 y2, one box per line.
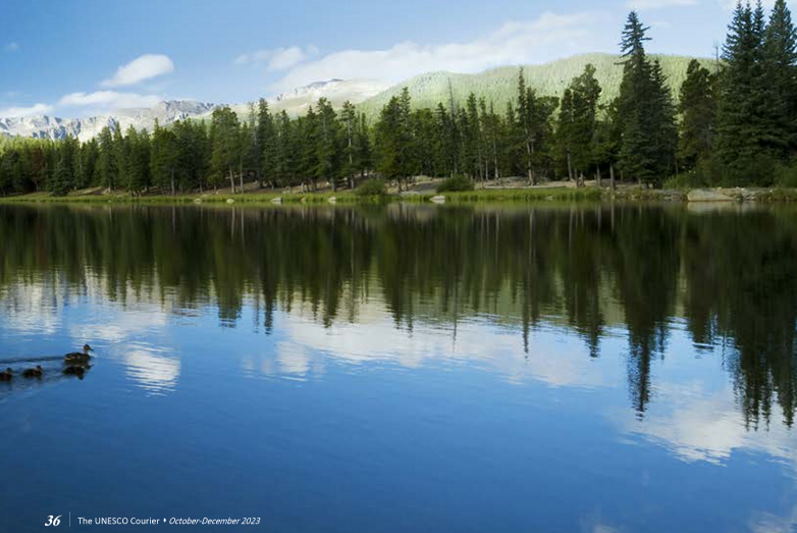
687 189 734 202
430 195 446 204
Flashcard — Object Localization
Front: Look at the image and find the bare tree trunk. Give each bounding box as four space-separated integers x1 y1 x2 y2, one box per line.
566 152 573 182
228 169 235 194
610 163 616 191
596 166 602 188
492 139 499 181
239 163 244 193
525 141 534 185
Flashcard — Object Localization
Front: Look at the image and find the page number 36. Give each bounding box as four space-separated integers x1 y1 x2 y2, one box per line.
44 515 62 527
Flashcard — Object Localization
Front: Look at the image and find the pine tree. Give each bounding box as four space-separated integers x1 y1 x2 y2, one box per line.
375 88 415 190
678 59 717 170
436 102 460 176
124 126 150 194
273 111 294 187
76 138 99 189
209 106 242 192
340 101 358 188
97 126 117 191
111 123 127 189
412 108 437 177
517 70 536 184
616 11 677 187
257 99 277 188
513 69 559 184
461 93 484 180
716 1 772 182
480 100 502 180
151 120 179 194
50 135 78 196
557 64 602 183
649 60 679 179
314 97 342 190
355 113 372 181
763 0 797 155
299 107 319 190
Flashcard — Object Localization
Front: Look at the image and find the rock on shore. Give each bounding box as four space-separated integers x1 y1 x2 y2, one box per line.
687 189 735 202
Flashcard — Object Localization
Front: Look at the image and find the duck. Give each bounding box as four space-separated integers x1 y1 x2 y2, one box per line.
22 365 43 378
64 344 93 363
0 368 12 381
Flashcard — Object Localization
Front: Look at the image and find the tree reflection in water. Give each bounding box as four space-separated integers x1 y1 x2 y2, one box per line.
0 203 795 427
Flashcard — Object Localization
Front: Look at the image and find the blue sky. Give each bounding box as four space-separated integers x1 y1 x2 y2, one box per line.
0 0 786 117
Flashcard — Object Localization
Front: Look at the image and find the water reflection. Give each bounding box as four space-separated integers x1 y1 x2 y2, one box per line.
122 343 180 395
1 203 796 425
3 203 797 531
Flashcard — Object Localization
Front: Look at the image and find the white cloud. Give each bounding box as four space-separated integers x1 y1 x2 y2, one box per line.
4 42 19 52
58 90 161 109
235 45 318 71
718 0 778 9
101 54 174 87
749 504 797 533
0 103 53 117
627 0 696 9
270 11 610 91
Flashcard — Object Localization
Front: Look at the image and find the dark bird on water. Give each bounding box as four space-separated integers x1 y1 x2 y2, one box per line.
64 344 93 363
22 365 43 378
0 368 12 381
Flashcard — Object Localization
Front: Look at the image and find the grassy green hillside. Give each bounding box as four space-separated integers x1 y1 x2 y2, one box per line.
357 53 716 117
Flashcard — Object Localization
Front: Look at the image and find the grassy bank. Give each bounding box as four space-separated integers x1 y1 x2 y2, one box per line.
0 190 366 205
0 186 604 205
5 186 797 205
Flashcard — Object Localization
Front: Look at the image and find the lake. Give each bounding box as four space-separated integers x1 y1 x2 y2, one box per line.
1 202 796 532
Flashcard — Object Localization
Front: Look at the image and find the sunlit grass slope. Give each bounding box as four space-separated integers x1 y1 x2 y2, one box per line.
358 53 716 116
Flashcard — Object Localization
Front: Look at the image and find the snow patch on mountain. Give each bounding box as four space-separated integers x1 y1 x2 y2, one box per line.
0 78 390 141
268 78 390 115
0 100 216 141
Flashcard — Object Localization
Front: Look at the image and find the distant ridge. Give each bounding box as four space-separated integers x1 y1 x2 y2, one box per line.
356 53 716 117
0 53 715 140
223 78 391 119
0 100 216 141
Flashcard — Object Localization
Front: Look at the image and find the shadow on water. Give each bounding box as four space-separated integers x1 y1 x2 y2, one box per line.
0 203 796 427
0 355 73 365
0 356 92 397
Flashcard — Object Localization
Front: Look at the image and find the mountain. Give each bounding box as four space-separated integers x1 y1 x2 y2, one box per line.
0 54 713 140
223 78 391 119
0 100 216 141
0 79 386 140
356 53 716 117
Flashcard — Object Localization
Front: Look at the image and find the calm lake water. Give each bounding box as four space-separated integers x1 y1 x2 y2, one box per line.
1 203 796 532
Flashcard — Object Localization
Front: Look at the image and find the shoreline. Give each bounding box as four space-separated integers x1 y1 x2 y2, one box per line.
2 186 797 205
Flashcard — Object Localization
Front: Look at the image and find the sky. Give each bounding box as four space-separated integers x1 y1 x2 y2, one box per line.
0 0 789 117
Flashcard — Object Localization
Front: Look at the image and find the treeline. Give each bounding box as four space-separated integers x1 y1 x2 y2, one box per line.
1 1 796 195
